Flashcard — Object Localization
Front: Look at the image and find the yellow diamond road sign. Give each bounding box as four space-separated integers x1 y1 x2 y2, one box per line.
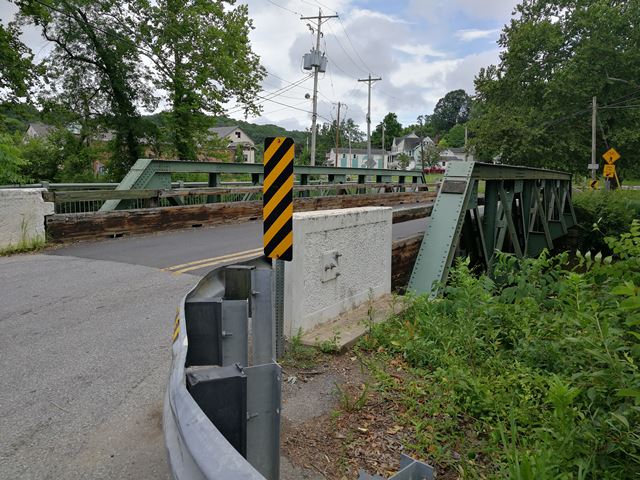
589 179 599 190
603 148 620 165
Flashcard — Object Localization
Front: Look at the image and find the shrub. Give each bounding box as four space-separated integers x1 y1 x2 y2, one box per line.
573 189 640 253
363 221 640 478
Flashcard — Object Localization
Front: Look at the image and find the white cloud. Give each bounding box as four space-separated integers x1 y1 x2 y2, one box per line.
394 43 447 58
456 28 499 42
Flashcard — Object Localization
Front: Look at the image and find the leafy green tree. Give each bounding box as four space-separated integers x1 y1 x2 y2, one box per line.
0 23 35 99
371 112 403 150
132 0 265 160
20 129 97 182
0 134 29 184
443 123 466 148
472 0 640 176
431 90 471 134
16 0 151 179
396 152 411 170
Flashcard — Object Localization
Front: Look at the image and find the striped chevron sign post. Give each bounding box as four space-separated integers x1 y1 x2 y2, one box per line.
263 137 294 261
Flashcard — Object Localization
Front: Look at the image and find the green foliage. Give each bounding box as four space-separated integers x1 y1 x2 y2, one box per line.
133 0 265 160
442 123 466 148
0 23 35 99
0 133 29 184
282 329 318 370
372 112 403 150
573 189 640 254
317 330 341 354
363 224 640 478
396 152 412 170
430 89 471 134
471 1 640 177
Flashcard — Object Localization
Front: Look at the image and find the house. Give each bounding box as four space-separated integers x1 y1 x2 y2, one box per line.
325 148 387 169
388 132 435 170
208 126 255 163
24 122 57 140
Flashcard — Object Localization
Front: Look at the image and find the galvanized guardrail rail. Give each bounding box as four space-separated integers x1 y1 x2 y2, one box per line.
167 256 434 479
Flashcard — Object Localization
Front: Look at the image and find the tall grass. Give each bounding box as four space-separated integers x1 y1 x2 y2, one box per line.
362 221 640 478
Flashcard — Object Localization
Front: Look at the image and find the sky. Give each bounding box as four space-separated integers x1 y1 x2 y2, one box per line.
0 0 521 132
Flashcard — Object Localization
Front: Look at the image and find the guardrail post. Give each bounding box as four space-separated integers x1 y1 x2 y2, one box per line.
274 259 285 360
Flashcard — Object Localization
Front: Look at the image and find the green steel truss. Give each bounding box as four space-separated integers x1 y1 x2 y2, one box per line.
408 161 576 297
100 159 424 211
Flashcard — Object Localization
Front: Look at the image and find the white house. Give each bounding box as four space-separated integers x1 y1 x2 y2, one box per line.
325 148 387 169
209 125 255 163
388 133 435 170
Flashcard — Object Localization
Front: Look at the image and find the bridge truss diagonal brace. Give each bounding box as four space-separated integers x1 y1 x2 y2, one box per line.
407 161 475 297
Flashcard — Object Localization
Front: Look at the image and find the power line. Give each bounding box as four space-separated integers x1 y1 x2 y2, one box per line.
226 75 312 114
337 16 371 73
266 0 302 16
325 22 368 75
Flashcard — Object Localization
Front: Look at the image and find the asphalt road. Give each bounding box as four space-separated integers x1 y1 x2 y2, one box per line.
0 254 195 479
1 213 428 479
48 216 428 276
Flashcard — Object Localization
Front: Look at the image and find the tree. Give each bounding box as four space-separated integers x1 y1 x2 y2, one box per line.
371 112 403 150
0 23 35 99
471 0 640 176
431 89 471 134
443 123 466 148
396 152 411 170
133 0 265 160
0 134 29 184
16 0 151 179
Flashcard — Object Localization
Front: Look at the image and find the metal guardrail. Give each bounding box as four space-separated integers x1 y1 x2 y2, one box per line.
100 159 425 211
44 182 432 214
166 255 435 480
165 255 280 480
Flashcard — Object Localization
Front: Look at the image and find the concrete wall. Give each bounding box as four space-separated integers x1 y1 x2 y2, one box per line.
283 207 392 338
0 189 54 250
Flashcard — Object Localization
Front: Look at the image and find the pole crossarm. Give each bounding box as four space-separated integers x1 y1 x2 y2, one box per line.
407 161 576 297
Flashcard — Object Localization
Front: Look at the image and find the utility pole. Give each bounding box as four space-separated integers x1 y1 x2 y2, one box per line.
301 9 338 166
358 74 382 167
464 124 469 161
334 101 341 167
381 124 385 168
591 96 597 182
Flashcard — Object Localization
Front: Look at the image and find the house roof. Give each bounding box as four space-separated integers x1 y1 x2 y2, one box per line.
328 148 386 155
209 125 240 139
27 122 56 137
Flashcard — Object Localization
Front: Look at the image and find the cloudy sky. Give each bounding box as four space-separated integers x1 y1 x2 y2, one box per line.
1 0 520 131
240 0 520 131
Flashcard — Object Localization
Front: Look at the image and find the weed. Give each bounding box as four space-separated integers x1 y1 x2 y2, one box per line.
335 382 370 412
360 221 640 478
317 329 341 354
281 328 318 369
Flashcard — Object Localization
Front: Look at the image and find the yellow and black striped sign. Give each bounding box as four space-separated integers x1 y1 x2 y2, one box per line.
263 137 294 261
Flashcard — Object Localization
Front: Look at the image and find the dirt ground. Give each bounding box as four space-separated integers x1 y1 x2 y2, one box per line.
279 348 428 480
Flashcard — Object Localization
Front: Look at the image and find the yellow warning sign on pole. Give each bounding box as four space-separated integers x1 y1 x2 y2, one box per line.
602 148 620 165
589 179 599 190
263 137 294 261
603 164 616 178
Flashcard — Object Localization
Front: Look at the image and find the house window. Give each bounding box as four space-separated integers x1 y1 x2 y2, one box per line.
235 131 241 139
352 156 358 167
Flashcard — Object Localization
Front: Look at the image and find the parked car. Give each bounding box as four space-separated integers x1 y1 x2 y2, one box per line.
423 166 445 174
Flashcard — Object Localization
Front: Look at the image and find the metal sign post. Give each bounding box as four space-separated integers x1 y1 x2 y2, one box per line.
263 137 295 359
